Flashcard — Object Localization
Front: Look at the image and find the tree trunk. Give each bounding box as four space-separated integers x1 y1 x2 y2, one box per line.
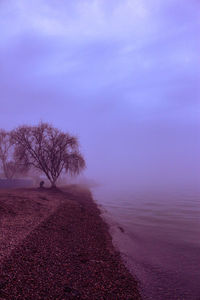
51 181 56 188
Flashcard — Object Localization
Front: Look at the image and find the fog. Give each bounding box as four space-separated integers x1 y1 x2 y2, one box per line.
0 0 199 190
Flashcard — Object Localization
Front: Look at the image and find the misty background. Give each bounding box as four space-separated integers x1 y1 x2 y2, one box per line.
0 0 199 189
1 2 200 298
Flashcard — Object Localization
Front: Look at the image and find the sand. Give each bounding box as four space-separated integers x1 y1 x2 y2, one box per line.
0 185 141 299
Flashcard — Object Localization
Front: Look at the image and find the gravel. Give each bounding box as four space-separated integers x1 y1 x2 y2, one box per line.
0 186 141 299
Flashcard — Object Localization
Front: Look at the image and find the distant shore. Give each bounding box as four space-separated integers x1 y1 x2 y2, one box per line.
0 185 141 299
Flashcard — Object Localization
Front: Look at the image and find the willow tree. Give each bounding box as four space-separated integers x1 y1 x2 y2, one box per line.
0 129 28 179
11 123 86 187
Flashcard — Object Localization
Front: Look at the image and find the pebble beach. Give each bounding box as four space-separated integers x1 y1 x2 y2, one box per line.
0 186 141 299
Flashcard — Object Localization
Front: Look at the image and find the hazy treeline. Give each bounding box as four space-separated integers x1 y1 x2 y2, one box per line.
0 123 85 187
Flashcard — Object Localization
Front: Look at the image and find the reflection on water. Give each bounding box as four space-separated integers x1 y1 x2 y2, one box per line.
93 186 200 300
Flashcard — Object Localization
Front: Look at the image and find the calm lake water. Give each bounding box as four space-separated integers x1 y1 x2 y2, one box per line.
93 185 200 300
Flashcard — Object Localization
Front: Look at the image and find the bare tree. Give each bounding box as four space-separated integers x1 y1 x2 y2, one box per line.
0 129 27 179
11 123 86 187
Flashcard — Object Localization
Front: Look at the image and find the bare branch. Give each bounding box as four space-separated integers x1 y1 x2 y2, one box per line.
11 123 86 187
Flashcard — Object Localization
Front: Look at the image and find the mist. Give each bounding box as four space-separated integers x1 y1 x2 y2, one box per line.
0 0 199 190
1 2 200 299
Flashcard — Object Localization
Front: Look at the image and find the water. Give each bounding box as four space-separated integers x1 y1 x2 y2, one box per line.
93 185 200 299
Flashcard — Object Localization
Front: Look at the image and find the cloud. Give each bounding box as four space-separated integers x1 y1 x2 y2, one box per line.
12 0 151 39
0 0 199 184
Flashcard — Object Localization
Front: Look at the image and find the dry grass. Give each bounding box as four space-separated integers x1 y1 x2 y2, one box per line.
0 187 67 264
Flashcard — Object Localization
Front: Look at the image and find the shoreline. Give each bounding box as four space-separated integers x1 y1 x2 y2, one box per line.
0 185 141 299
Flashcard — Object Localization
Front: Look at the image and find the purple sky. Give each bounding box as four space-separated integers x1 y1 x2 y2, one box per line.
0 0 200 187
